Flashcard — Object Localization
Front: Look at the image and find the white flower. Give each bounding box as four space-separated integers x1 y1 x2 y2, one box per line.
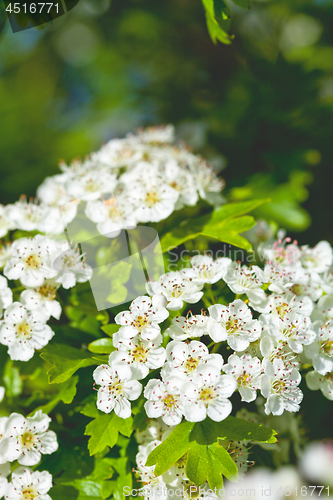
260 358 303 415
262 237 302 269
188 158 225 205
0 276 12 318
137 125 175 144
5 467 53 500
135 440 168 498
0 417 8 442
306 370 333 400
287 269 323 302
304 321 333 375
162 160 198 210
93 363 142 418
4 198 54 233
0 411 58 466
0 463 10 499
188 255 231 284
312 294 333 324
0 387 4 404
166 313 209 341
20 280 61 321
161 340 223 379
162 453 188 488
146 271 204 311
183 364 236 422
0 206 15 238
91 138 143 169
208 300 261 351
135 418 172 445
259 332 300 370
85 194 137 237
115 295 169 341
319 269 333 295
144 377 185 426
223 262 264 303
223 354 262 403
0 244 12 270
252 264 293 294
109 334 166 380
53 241 92 289
4 235 58 287
0 302 54 362
260 291 314 318
133 175 179 224
66 168 117 201
36 173 72 207
301 240 333 274
264 311 315 354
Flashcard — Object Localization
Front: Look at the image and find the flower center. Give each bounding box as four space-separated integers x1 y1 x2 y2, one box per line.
322 340 333 356
38 284 57 300
25 254 40 268
276 303 290 318
272 379 286 393
163 394 177 409
145 190 161 208
133 315 149 330
132 345 148 363
184 357 199 372
199 386 216 403
109 380 124 397
291 285 304 296
16 320 32 339
21 431 36 450
22 489 37 500
225 317 240 334
237 373 252 387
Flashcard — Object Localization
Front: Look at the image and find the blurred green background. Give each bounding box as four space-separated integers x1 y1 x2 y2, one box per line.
0 0 332 246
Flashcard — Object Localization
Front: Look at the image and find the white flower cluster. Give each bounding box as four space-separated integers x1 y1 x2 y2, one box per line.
93 238 333 426
0 125 224 363
0 126 224 242
0 410 57 499
0 235 92 361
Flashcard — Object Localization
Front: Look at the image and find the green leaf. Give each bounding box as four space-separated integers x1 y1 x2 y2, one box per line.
160 199 269 252
85 413 133 455
3 359 22 397
101 457 132 500
202 0 232 44
80 396 100 419
62 457 114 500
40 344 96 384
30 376 79 415
230 173 311 231
88 338 115 354
146 417 276 488
207 415 278 443
101 324 119 337
186 441 237 488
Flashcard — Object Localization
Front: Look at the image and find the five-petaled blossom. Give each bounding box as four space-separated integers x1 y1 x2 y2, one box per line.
0 302 54 361
5 467 53 500
0 411 58 466
93 363 142 418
